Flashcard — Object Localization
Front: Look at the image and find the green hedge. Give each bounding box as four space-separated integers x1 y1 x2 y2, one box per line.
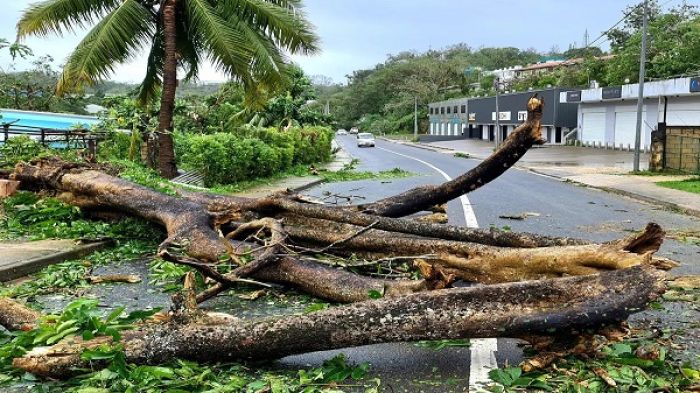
176 126 333 187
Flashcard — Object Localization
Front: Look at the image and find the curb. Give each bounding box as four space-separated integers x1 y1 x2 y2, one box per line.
0 239 114 282
290 177 324 192
378 138 452 153
558 177 700 219
381 138 700 218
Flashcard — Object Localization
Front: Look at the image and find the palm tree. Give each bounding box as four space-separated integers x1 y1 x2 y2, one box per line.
17 0 319 178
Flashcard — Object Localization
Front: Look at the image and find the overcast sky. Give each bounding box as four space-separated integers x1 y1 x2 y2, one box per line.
0 0 690 84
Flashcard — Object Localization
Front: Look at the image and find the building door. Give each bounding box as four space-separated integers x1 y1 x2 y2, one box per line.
615 111 646 149
555 127 562 143
468 124 474 138
582 112 606 145
501 125 508 141
488 125 495 141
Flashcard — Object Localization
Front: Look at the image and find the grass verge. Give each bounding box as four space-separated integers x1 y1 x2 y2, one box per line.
321 167 415 183
657 177 700 194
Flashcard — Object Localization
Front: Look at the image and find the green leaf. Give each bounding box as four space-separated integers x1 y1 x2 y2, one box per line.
367 290 383 299
105 306 126 323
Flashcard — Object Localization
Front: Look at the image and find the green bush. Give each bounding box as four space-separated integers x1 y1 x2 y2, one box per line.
176 126 332 187
0 136 80 168
0 136 47 168
96 130 133 162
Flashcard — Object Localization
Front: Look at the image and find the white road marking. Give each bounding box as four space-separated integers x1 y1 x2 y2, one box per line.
376 147 478 228
376 145 497 391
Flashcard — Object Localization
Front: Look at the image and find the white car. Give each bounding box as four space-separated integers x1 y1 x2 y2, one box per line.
356 132 375 147
336 129 348 135
349 127 359 134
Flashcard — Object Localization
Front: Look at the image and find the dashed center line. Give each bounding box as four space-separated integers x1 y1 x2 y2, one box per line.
376 145 497 391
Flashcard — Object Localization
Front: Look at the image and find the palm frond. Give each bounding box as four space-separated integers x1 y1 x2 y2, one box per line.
137 26 164 106
17 0 119 38
57 0 153 94
218 0 319 54
177 21 203 83
184 0 260 80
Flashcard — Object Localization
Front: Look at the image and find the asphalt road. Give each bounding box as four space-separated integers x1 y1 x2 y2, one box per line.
279 135 700 392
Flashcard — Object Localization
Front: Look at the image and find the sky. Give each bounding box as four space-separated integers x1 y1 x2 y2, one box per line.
0 0 691 85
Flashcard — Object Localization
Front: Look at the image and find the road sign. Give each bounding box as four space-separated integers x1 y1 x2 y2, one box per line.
690 77 700 93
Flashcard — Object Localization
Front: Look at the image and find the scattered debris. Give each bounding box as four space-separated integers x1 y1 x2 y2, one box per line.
499 212 541 220
415 212 448 224
87 274 141 284
237 289 267 300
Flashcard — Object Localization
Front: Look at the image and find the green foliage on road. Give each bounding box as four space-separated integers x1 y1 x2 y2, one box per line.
0 299 379 392
657 177 700 194
321 167 414 183
1 192 161 242
487 339 699 392
413 339 471 351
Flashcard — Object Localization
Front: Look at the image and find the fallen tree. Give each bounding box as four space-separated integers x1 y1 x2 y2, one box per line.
0 96 675 378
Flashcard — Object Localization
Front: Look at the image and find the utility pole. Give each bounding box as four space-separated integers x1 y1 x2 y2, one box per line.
633 0 648 172
413 96 418 140
494 77 501 147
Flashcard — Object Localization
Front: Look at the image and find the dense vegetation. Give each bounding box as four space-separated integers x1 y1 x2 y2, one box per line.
1 38 335 189
313 1 700 135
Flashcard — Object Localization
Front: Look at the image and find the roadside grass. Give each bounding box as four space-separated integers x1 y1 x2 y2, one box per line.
657 177 700 194
631 169 689 176
453 152 471 159
321 167 415 183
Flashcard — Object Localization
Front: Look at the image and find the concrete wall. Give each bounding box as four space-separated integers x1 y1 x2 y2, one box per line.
665 126 700 173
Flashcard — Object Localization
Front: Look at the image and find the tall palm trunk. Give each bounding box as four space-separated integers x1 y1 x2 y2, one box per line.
155 0 179 178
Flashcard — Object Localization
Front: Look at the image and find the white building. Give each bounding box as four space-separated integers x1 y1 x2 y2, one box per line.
560 76 700 151
485 66 521 82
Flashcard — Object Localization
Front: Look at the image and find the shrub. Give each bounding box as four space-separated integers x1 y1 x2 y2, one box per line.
176 126 333 187
0 136 47 168
96 130 133 162
0 136 80 168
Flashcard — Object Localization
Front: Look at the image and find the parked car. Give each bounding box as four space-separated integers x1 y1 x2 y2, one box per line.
336 129 348 135
349 127 359 134
356 132 375 147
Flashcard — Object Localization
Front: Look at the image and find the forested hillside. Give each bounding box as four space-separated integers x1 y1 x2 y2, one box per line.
313 1 699 134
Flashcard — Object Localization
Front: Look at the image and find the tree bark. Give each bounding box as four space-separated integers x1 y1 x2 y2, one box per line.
10 265 666 379
0 297 40 331
155 0 179 179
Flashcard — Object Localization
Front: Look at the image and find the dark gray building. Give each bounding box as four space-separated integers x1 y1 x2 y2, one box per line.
428 88 578 144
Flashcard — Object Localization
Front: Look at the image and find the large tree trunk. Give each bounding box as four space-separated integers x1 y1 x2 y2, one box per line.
0 96 676 379
9 265 666 379
155 0 179 179
10 158 667 302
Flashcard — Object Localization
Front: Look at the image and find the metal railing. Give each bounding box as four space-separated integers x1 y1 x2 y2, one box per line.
1 123 110 158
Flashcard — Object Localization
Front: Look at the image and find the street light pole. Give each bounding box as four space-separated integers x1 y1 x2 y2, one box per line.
633 0 648 172
413 95 418 140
